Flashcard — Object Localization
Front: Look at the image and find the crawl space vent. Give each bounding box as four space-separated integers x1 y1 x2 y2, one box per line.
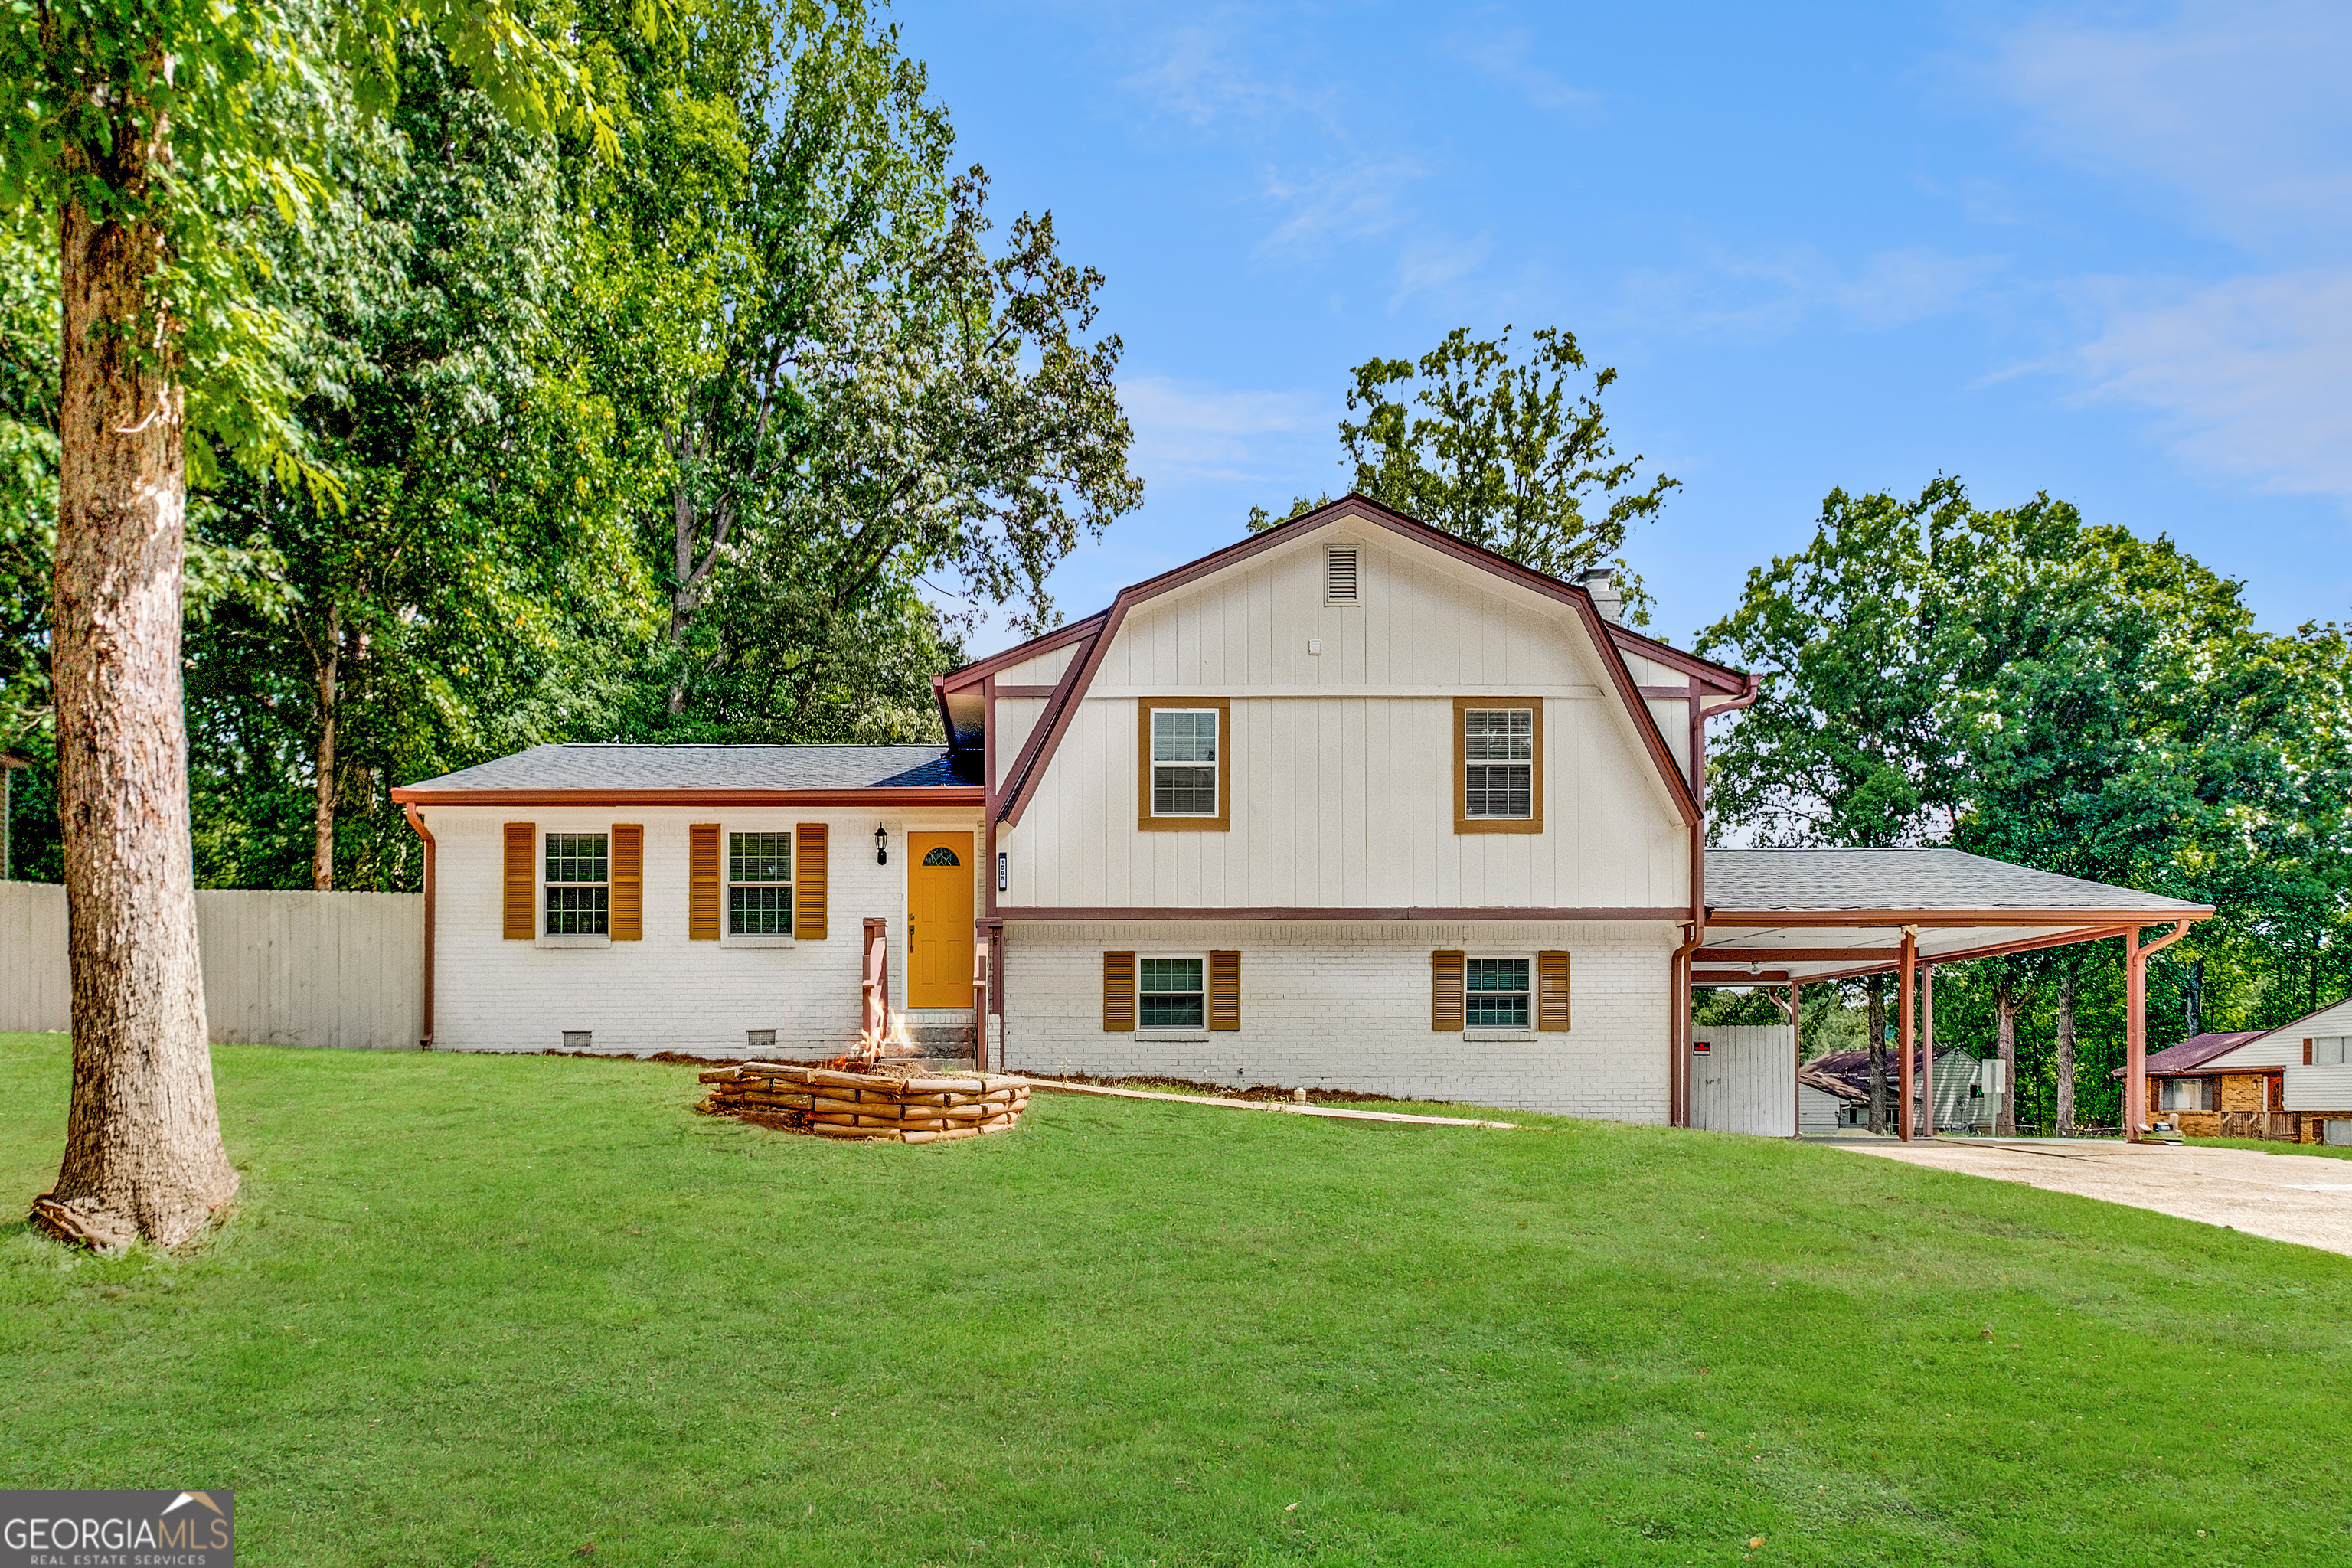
562 1030 592 1050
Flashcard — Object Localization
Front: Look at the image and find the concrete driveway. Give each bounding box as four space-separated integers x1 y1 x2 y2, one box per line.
1822 1137 2352 1256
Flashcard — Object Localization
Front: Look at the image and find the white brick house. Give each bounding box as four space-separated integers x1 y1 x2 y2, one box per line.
394 495 1754 1120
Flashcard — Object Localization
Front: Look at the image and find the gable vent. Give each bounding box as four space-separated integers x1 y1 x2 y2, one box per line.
1325 544 1360 605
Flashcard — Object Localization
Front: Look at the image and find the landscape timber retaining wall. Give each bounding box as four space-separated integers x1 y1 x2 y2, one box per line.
697 1063 1029 1142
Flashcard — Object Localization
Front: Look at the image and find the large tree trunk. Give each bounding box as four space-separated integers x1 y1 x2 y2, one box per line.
1865 974 1887 1135
1994 973 2024 1137
312 603 340 890
2054 962 2078 1138
32 153 239 1250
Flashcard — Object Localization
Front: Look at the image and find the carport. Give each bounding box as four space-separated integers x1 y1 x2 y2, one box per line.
1687 848 2213 1141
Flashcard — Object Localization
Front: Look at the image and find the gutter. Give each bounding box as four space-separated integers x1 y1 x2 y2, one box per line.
401 803 436 1050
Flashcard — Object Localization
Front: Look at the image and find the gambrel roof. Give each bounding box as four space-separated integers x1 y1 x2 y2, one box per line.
939 493 1749 829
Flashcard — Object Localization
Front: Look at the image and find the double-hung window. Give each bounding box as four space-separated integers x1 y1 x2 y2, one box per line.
729 831 792 935
1454 699 1542 832
545 833 609 935
1465 958 1531 1030
1138 698 1230 829
1139 958 1206 1029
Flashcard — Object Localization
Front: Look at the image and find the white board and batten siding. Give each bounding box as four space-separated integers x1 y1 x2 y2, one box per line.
0 880 422 1048
1001 524 1690 913
1688 1024 1797 1138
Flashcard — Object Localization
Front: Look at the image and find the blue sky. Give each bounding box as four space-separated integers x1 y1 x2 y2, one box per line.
890 1 2352 655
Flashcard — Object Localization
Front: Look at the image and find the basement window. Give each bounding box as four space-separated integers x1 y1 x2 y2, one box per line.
1465 958 1531 1031
544 834 609 935
1138 957 1206 1034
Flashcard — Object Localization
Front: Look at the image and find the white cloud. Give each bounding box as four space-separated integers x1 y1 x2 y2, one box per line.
1986 0 2352 246
1122 20 1314 129
1973 5 2352 497
1444 26 1597 113
1614 245 2005 344
1389 231 1492 309
2077 267 2352 496
1254 157 1424 263
1118 376 1327 482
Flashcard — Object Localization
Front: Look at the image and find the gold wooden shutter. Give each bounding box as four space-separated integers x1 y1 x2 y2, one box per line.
1208 951 1240 1031
1537 950 1572 1032
502 822 536 940
688 824 721 940
794 822 828 939
1431 950 1465 1031
609 825 643 940
1103 952 1135 1031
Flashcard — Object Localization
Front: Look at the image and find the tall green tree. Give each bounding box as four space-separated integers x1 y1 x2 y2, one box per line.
1253 325 1675 622
1700 479 2352 1129
574 0 1138 731
190 40 650 891
2 0 612 1246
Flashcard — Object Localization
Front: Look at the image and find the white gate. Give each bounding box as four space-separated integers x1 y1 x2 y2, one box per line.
1690 1023 1797 1137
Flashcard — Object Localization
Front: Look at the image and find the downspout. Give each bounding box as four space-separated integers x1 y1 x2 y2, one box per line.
980 674 999 1071
401 803 436 1050
1671 920 1705 1126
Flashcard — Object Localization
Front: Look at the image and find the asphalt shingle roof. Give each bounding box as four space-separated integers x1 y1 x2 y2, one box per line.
1707 848 2205 914
402 743 965 793
2109 1031 2269 1078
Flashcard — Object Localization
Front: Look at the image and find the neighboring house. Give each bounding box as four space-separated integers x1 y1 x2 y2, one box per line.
389 493 2203 1127
1806 1046 1992 1132
2111 1000 2352 1145
1798 1063 1867 1134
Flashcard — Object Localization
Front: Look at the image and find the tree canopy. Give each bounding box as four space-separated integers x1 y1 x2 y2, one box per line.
1253 325 1674 623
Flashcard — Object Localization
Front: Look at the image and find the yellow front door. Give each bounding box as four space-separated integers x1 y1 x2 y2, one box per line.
906 831 975 1008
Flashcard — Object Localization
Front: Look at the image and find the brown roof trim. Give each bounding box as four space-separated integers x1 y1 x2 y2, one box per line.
995 905 1688 923
992 621 1104 820
995 493 1704 828
390 787 985 808
1604 622 1747 693
1706 906 2212 929
939 611 1109 692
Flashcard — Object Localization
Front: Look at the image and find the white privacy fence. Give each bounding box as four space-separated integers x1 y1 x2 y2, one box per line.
1688 1022 1798 1138
0 880 422 1049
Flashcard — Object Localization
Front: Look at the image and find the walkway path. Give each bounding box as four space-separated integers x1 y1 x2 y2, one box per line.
1825 1138 2352 1256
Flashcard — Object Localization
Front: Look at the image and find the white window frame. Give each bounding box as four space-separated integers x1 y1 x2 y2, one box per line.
1135 952 1210 1041
2314 1036 2349 1066
1462 707 1537 822
722 825 795 948
2158 1078 2210 1112
537 830 612 948
1463 953 1535 1041
1148 708 1221 819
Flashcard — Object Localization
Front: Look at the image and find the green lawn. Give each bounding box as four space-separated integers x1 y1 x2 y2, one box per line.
3 1034 2345 1566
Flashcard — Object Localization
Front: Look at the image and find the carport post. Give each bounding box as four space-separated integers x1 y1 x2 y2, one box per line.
1896 926 1918 1140
1920 963 1936 1138
2123 921 2196 1142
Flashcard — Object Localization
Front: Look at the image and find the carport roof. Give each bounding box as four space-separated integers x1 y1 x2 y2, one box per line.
1694 847 2210 985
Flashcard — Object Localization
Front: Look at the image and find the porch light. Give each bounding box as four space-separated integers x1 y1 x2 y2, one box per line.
875 824 888 865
